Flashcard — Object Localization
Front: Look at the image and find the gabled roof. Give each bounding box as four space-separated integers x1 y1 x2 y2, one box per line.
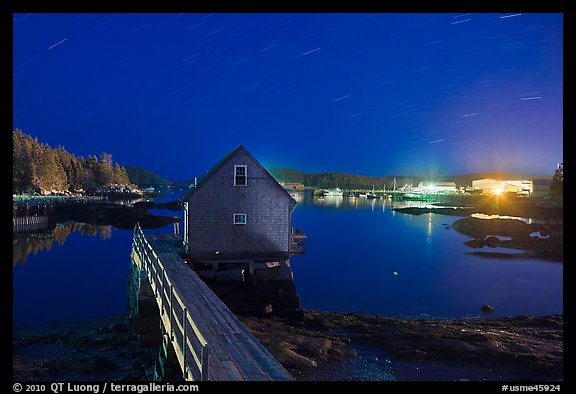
180 144 296 205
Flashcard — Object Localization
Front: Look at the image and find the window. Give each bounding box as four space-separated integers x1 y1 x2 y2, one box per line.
234 165 247 186
234 213 247 225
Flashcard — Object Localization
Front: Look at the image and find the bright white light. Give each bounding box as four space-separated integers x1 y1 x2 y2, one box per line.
495 188 503 195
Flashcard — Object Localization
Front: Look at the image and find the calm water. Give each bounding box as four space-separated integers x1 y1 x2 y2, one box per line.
13 190 563 330
290 194 562 317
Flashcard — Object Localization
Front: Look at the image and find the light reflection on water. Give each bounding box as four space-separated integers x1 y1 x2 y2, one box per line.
471 213 531 223
290 191 562 318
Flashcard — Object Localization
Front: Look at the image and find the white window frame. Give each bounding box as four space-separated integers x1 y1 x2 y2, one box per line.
234 165 247 187
233 213 247 225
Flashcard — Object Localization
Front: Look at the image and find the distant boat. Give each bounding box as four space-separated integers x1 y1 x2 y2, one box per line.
325 187 343 196
347 193 356 200
366 185 378 199
358 193 368 198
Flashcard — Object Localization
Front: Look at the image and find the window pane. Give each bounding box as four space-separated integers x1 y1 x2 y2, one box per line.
235 165 247 186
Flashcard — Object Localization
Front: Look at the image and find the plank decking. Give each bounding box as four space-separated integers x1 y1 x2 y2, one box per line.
131 225 293 381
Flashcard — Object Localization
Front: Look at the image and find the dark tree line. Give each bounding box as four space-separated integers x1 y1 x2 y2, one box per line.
549 163 563 198
13 129 131 194
125 166 168 187
269 168 419 189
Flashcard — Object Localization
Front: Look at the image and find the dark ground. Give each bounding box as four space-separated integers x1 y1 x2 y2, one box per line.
240 311 563 381
13 317 156 381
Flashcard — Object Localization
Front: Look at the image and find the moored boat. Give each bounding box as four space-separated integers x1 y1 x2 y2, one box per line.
325 187 344 196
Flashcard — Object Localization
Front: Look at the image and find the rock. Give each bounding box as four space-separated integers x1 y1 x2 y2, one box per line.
481 304 495 314
260 304 273 315
513 315 533 322
484 236 500 247
236 310 562 380
531 316 562 328
464 238 486 248
279 348 318 369
452 217 529 239
297 337 333 359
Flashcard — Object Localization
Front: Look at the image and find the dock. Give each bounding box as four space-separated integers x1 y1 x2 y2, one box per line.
131 224 294 381
13 215 50 232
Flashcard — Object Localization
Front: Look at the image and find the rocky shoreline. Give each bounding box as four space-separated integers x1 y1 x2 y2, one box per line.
13 318 157 381
239 310 563 381
392 199 563 221
450 217 563 262
13 310 563 381
392 199 563 262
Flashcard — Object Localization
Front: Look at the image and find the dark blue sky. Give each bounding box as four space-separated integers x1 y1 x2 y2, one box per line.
13 13 562 180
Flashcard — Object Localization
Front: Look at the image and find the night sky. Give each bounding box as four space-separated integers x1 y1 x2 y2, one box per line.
12 13 563 180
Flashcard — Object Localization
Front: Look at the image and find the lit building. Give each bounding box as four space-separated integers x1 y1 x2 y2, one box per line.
471 179 533 196
417 181 457 193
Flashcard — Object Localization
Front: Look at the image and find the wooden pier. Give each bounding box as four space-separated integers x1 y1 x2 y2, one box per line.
13 215 50 232
131 224 294 381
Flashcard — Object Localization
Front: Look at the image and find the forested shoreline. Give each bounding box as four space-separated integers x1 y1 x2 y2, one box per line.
13 129 132 195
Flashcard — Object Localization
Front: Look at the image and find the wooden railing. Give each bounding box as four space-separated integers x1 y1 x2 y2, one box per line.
290 226 306 255
132 224 210 381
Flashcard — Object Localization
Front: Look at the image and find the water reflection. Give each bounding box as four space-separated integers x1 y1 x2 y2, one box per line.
13 223 112 265
304 191 457 211
309 194 388 210
291 191 563 318
471 213 531 223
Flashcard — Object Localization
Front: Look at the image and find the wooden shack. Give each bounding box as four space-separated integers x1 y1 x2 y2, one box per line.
180 145 305 284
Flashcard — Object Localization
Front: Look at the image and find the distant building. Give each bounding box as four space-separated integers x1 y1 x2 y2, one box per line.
278 182 305 191
532 178 553 198
472 179 533 196
180 145 306 283
417 181 457 193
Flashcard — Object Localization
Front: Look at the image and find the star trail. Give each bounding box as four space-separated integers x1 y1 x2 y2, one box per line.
12 13 563 180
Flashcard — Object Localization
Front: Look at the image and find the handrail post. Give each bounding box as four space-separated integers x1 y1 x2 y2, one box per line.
160 267 166 315
169 284 174 340
182 307 188 380
201 345 209 381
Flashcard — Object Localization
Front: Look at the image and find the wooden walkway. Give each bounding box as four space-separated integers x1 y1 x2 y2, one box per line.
13 215 50 232
131 225 294 381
